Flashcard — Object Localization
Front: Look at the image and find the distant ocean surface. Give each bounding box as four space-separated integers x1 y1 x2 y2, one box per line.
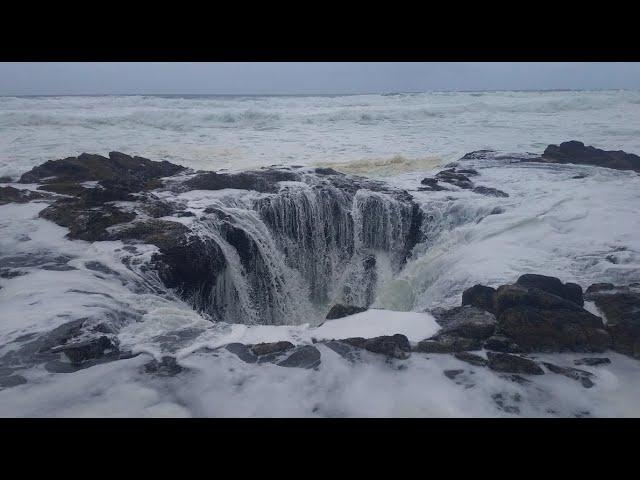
2 90 640 178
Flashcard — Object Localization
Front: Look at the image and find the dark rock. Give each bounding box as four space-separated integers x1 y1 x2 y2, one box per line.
497 304 610 353
338 334 411 359
540 141 640 172
457 168 479 176
492 392 521 414
19 151 185 185
586 285 640 358
574 357 611 366
314 167 344 176
419 178 448 191
414 335 482 353
585 283 616 299
277 345 321 369
461 284 496 314
0 175 13 183
184 169 299 193
484 335 522 353
53 336 117 364
444 369 465 380
323 340 362 362
454 351 488 367
472 186 509 197
225 343 258 363
39 198 136 242
487 352 545 375
542 362 595 388
143 356 184 376
431 305 496 340
325 304 367 320
435 169 474 189
495 284 585 314
250 341 295 356
516 274 583 306
0 186 50 205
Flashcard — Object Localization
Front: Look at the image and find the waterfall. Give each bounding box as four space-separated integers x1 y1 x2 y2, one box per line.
162 171 424 326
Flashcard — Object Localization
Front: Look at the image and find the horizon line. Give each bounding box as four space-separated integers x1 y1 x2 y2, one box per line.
1 87 637 98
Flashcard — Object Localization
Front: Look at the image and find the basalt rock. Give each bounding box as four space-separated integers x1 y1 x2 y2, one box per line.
586 283 640 359
539 141 640 173
542 362 594 388
435 169 474 189
19 151 185 185
183 169 300 193
516 274 584 307
250 341 295 356
0 186 50 205
325 304 367 320
472 186 509 198
454 351 488 367
461 284 496 314
484 334 522 353
414 335 482 354
339 334 411 359
430 305 497 340
497 305 610 353
487 352 545 375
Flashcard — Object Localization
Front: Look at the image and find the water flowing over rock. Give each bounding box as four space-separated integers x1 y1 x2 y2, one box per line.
22 153 425 326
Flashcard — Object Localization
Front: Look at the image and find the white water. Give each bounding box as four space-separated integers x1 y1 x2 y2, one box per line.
2 90 640 417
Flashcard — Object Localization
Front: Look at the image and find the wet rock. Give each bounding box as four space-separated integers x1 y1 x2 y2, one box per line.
0 186 50 205
516 274 583 306
487 352 545 375
444 369 465 380
0 175 13 183
431 305 496 340
435 169 474 189
454 351 488 367
414 335 482 353
540 141 640 173
497 304 610 353
325 304 367 320
314 167 344 176
542 362 595 388
183 169 300 193
492 392 521 414
484 335 522 353
419 178 448 191
574 357 611 366
225 343 258 363
250 341 295 356
39 198 136 241
277 345 321 369
586 284 640 358
338 334 411 359
52 336 117 364
143 356 184 376
19 151 185 185
461 284 496 314
472 186 509 197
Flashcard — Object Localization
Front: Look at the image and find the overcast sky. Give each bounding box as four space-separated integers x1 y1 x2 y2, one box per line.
0 63 639 95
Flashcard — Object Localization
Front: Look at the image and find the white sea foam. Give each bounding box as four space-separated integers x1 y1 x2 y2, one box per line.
2 91 640 417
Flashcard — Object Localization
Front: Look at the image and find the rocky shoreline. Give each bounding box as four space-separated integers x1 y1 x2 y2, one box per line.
1 141 640 414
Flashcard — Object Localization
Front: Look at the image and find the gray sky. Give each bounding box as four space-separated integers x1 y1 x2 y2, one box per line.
1 63 639 95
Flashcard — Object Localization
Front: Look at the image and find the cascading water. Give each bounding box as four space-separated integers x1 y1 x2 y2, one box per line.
163 171 424 326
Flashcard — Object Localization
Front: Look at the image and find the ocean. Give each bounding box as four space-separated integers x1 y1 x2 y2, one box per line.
1 90 640 417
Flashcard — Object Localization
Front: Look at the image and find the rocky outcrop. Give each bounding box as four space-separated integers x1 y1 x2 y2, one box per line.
19 151 185 185
325 304 367 320
420 167 508 197
585 283 640 359
183 169 300 193
461 284 497 314
414 335 482 353
0 186 50 205
487 352 545 375
338 334 412 359
431 305 497 340
223 342 321 369
542 362 594 388
540 141 640 172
